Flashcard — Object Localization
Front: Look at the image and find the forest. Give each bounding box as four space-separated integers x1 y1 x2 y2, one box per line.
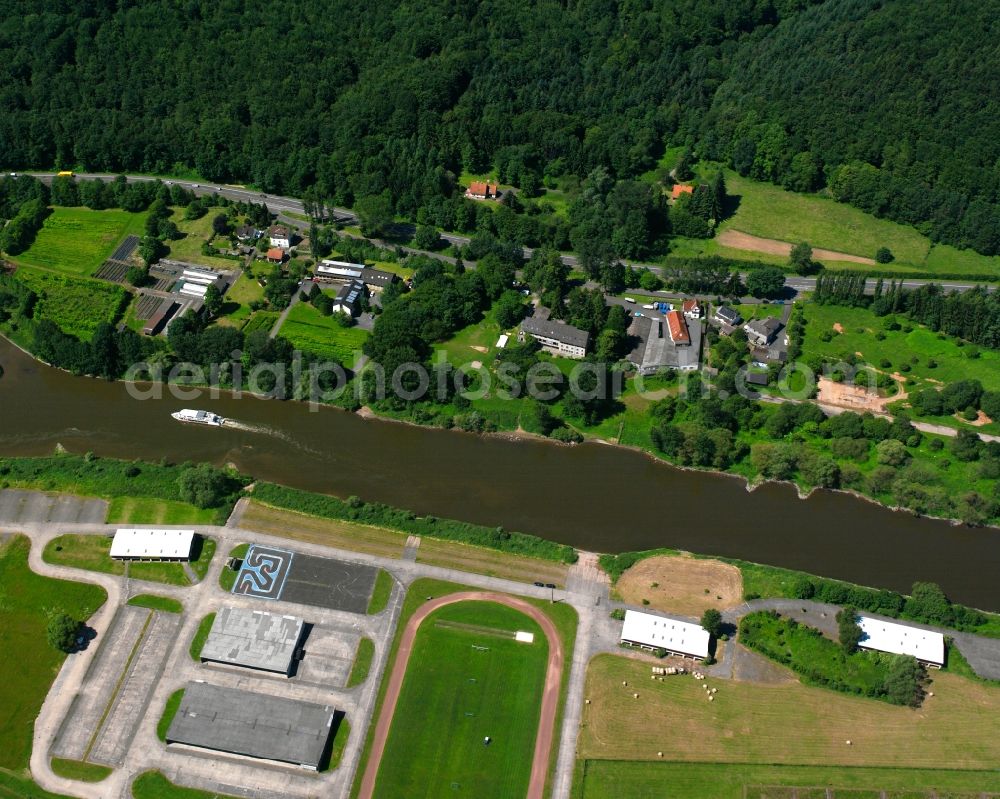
1 0 997 257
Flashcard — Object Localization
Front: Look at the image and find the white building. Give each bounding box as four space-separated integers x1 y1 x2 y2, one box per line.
857 616 945 668
518 317 589 358
619 609 711 660
268 225 291 249
110 529 196 561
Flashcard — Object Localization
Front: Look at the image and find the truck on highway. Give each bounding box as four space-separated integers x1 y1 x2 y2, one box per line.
56 170 74 177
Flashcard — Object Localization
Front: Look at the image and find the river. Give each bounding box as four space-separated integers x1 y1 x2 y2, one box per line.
1 337 997 610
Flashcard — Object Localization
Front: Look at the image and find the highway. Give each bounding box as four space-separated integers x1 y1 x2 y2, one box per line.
23 172 995 294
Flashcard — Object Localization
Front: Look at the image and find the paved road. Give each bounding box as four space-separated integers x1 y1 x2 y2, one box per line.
24 172 995 296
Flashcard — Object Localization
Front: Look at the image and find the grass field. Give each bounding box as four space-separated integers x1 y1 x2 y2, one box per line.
800 303 1000 391
279 302 369 364
367 569 393 614
164 208 242 270
14 268 128 339
12 207 145 277
0 536 107 770
126 594 183 614
371 601 549 799
217 271 264 328
572 760 1000 799
240 310 279 335
42 534 214 586
416 538 570 587
0 770 80 798
347 638 375 688
433 307 501 366
578 654 1000 772
49 758 112 783
156 689 184 742
679 166 1000 277
132 770 238 799
238 501 407 558
329 718 351 771
188 613 216 661
106 497 216 525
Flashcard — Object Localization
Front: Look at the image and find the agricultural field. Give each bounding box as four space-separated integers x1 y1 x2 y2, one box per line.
800 303 1000 391
680 167 1000 277
14 268 128 339
371 601 549 799
240 310 279 335
0 536 107 771
578 654 1000 780
42 534 215 586
12 207 145 277
279 301 369 364
573 760 1000 799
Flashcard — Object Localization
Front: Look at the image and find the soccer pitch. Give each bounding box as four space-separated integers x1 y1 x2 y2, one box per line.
371 601 549 799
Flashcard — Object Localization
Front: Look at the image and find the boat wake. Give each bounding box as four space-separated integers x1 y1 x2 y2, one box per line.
222 419 323 456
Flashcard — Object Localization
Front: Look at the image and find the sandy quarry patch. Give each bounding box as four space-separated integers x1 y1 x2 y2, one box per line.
816 375 906 413
959 410 993 427
717 229 876 265
616 554 743 615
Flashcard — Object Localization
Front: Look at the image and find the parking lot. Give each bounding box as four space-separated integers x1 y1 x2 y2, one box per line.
0 489 107 525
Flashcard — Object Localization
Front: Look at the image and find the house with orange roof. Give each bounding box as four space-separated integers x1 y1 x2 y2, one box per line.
465 181 501 200
682 298 702 319
665 310 691 345
670 184 694 201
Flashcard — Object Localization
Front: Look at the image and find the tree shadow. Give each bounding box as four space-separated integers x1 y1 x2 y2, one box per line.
720 192 742 222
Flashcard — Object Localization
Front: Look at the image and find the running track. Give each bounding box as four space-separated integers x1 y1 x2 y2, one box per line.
357 591 565 799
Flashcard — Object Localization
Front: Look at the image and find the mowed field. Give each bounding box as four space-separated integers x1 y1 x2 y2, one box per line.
372 601 549 799
801 303 1000 391
106 496 216 525
279 302 369 364
576 654 1000 796
615 554 742 615
679 167 1000 277
0 536 106 770
12 207 145 277
574 760 1000 799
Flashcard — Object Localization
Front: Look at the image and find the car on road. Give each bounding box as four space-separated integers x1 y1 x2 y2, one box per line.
191 183 200 187
624 297 637 303
533 581 545 587
9 172 16 177
544 583 556 589
165 180 172 185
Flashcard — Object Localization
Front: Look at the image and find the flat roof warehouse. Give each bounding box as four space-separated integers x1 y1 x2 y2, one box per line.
166 682 336 770
200 607 305 675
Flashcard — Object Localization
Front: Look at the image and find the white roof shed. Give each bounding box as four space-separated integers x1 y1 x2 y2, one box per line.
620 609 710 659
110 529 196 560
857 616 945 666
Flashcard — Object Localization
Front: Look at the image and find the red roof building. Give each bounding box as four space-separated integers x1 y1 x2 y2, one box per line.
266 247 285 263
671 184 694 200
666 310 690 345
682 298 701 318
465 181 500 200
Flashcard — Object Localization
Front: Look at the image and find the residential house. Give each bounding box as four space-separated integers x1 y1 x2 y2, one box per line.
235 224 260 242
670 184 694 201
268 225 291 249
713 305 743 328
465 181 500 201
518 317 589 358
331 279 367 316
744 316 783 347
265 247 285 264
682 298 702 319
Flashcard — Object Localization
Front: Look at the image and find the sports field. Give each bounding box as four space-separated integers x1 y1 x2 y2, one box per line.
576 653 1000 795
370 601 550 799
12 207 145 277
279 302 369 364
800 304 1000 391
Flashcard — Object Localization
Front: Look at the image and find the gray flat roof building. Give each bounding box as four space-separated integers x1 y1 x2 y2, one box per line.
166 682 336 770
627 314 702 373
200 607 305 675
519 316 589 357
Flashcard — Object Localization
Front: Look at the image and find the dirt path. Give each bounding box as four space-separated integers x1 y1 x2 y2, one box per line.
718 229 876 265
357 591 564 799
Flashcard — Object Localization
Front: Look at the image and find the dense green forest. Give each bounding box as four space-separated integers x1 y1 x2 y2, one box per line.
2 0 997 256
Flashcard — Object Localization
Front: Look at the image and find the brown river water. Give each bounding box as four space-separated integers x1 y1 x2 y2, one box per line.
0 338 997 610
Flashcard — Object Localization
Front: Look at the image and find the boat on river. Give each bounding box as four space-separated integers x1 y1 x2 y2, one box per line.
170 408 226 427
